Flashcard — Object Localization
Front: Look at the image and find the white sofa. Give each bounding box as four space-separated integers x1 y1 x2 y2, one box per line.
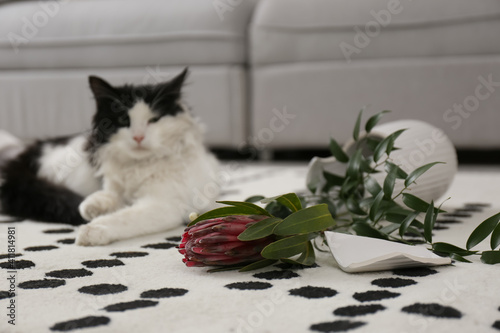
1 0 500 150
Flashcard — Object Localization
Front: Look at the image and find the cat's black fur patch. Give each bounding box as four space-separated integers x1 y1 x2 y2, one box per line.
0 138 86 225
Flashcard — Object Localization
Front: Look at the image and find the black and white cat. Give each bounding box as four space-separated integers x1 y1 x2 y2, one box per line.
0 68 220 245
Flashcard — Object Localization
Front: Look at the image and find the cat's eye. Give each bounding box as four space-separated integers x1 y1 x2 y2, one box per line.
148 116 161 124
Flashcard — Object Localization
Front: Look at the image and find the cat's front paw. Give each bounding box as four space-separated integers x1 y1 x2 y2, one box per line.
79 191 120 221
76 222 113 246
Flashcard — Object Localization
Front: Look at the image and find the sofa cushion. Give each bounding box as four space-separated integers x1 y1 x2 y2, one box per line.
0 0 258 69
251 0 500 65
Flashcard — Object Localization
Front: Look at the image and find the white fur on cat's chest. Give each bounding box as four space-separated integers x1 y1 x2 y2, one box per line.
100 157 178 203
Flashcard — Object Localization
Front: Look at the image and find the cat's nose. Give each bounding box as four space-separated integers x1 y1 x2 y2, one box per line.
133 135 144 144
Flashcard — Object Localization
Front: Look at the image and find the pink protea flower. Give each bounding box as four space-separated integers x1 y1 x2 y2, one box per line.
179 215 274 267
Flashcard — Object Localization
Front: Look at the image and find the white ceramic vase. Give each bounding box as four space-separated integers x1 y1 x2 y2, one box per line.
306 120 458 203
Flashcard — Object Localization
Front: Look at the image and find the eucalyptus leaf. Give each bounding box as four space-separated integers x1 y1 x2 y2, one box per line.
189 206 266 226
262 193 303 212
369 191 385 222
322 172 345 192
365 110 391 133
385 161 408 179
379 223 400 235
383 165 397 199
480 251 500 265
346 196 367 215
466 212 500 250
245 195 266 203
364 177 382 196
432 242 477 256
340 177 359 199
217 201 270 216
347 150 363 180
329 138 349 163
265 201 292 219
281 241 316 266
238 217 282 241
423 200 435 243
352 222 389 240
360 156 378 174
402 193 444 213
385 130 406 156
491 222 500 250
319 197 337 216
274 204 336 236
239 259 278 272
404 162 444 187
449 253 472 263
261 233 317 260
353 109 363 141
399 211 420 237
385 213 408 224
373 129 405 162
365 137 382 152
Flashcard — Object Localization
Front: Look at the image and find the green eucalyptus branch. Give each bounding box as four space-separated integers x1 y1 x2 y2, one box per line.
184 110 500 271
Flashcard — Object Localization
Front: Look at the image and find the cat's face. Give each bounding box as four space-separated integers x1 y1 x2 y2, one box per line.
87 68 194 160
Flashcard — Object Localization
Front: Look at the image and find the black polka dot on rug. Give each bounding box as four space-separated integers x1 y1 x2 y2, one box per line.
81 259 124 268
24 245 58 252
393 267 437 277
274 262 320 270
0 259 35 269
253 270 300 280
46 268 93 279
334 304 386 317
433 225 449 230
493 321 500 330
140 287 189 298
353 290 400 302
19 279 65 289
442 212 471 218
371 277 417 288
465 202 490 207
401 303 462 318
0 253 22 260
57 238 75 244
289 286 337 299
225 281 273 290
166 236 181 242
50 316 110 331
79 284 128 295
103 300 158 312
0 291 13 299
310 320 366 332
110 251 149 258
141 243 177 250
436 219 461 224
455 206 483 213
43 228 74 234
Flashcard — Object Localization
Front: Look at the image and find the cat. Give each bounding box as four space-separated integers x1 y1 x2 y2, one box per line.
0 68 221 246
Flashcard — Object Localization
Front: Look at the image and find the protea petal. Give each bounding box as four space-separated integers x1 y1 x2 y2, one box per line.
211 222 249 235
179 215 274 267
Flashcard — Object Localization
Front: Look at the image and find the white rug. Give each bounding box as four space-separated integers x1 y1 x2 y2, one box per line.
1 163 500 333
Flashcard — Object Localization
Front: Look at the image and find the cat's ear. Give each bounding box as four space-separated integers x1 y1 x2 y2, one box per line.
154 67 189 98
88 76 119 100
169 67 189 95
